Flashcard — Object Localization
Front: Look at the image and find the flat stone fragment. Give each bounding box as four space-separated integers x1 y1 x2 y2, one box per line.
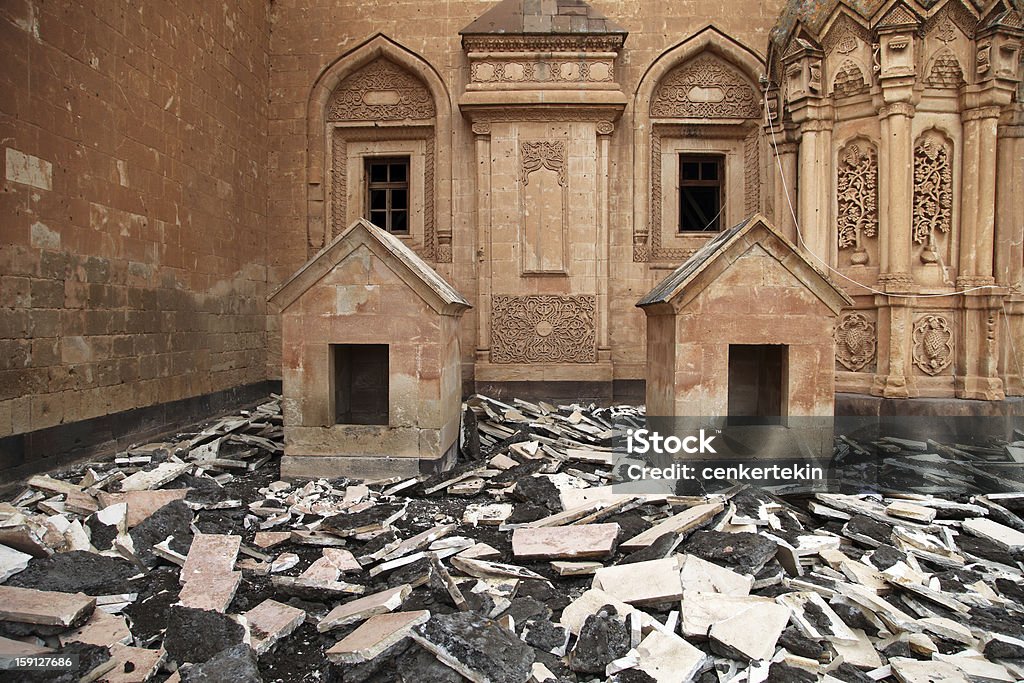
592 557 684 605
560 589 655 635
246 599 306 656
180 643 261 683
326 609 430 664
96 489 190 528
551 561 603 576
512 523 619 560
680 593 777 638
635 629 709 683
960 518 1024 552
118 462 191 492
620 502 724 551
178 572 241 612
889 657 970 683
830 628 882 670
0 543 32 582
934 653 1014 682
885 501 937 523
180 533 241 584
253 531 291 548
318 584 411 632
708 599 791 661
0 634 51 656
59 609 133 647
411 611 535 683
102 643 166 683
678 553 753 596
0 585 95 626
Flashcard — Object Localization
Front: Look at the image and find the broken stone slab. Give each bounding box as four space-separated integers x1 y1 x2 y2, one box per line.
885 501 938 524
270 575 366 600
512 523 619 561
27 474 82 496
326 610 430 664
551 561 603 576
0 524 53 558
318 584 412 633
177 572 241 612
592 557 684 605
253 531 290 549
0 634 52 656
128 499 194 567
570 604 630 674
428 553 470 611
934 652 1014 683
776 591 858 642
59 609 133 648
521 619 570 657
889 657 970 683
117 462 191 492
450 556 546 581
180 533 241 584
560 589 657 635
635 629 710 683
99 643 166 683
380 524 457 563
960 518 1024 552
0 585 95 627
708 599 791 661
178 643 261 683
245 598 306 656
680 593 778 639
830 628 883 670
0 543 32 583
620 502 724 551
411 611 536 683
464 503 514 527
96 489 190 528
163 605 247 665
678 553 753 596
681 530 780 574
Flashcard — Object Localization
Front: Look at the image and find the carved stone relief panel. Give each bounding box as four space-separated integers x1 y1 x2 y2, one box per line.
913 314 955 375
328 58 435 122
520 140 568 274
836 141 878 265
912 131 953 263
924 50 966 87
470 58 615 85
490 295 597 364
650 54 761 119
833 60 869 96
835 312 877 371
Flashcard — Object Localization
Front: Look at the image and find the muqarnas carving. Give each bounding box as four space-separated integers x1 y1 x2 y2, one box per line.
490 295 597 364
650 54 760 119
835 312 876 371
925 50 965 87
833 60 869 97
836 142 878 264
913 314 954 375
328 58 435 122
912 132 953 263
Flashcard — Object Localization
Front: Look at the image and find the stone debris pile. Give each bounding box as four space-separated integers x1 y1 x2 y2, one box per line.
0 394 1022 683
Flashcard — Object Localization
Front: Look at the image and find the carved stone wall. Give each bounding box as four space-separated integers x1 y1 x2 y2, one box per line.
912 132 953 247
650 54 760 119
836 141 878 262
328 58 435 122
470 59 614 86
490 295 597 364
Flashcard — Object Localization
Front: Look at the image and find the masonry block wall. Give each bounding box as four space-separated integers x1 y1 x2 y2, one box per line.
0 1 271 453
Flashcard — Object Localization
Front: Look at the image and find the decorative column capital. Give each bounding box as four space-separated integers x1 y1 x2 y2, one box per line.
963 106 1003 122
879 102 916 119
471 122 491 136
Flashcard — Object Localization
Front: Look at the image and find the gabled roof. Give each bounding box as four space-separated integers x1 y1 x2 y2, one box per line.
636 213 853 313
268 219 471 315
460 0 627 35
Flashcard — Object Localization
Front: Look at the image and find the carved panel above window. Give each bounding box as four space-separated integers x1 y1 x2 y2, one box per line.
328 58 436 122
650 54 760 119
490 295 597 364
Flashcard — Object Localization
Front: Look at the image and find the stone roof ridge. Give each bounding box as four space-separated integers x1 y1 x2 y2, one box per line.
460 0 628 35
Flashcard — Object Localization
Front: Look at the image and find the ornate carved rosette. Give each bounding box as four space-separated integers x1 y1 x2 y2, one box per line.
650 54 760 119
912 314 954 375
490 295 597 364
912 135 953 245
836 142 878 252
520 140 567 186
834 312 876 371
328 58 435 122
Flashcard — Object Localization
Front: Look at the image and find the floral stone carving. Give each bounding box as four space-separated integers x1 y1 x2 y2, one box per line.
913 315 954 375
912 135 953 256
328 58 435 122
490 295 597 364
835 313 876 371
836 142 878 264
650 54 760 119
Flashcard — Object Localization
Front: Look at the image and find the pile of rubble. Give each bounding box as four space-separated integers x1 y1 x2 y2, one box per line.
1 394 1023 683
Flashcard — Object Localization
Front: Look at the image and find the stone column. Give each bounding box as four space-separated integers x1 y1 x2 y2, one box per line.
768 132 799 243
597 122 613 357
472 122 492 362
796 117 833 263
996 116 1024 395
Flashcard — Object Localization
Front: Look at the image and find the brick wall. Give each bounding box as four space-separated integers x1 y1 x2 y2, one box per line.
0 1 271 440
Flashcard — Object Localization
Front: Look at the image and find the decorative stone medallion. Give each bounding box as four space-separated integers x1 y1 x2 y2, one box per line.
913 315 954 375
490 295 597 364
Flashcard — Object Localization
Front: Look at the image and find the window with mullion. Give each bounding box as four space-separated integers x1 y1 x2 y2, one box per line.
365 157 410 235
678 154 724 232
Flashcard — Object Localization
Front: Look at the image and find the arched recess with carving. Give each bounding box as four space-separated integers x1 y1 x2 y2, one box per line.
306 34 453 261
632 26 766 263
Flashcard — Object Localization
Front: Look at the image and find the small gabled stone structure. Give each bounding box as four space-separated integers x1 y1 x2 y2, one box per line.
269 219 471 480
637 214 853 421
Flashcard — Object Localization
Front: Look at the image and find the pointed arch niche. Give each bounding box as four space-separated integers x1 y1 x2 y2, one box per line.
306 35 453 262
632 27 766 264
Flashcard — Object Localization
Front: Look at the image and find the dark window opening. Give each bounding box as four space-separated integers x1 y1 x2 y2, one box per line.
727 344 786 425
679 154 724 232
332 344 388 425
365 157 410 235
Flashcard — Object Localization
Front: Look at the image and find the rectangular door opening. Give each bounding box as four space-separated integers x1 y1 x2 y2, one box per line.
727 344 786 425
332 344 389 425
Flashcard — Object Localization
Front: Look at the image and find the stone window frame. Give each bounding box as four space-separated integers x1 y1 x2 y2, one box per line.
365 156 412 235
632 27 766 264
306 34 453 262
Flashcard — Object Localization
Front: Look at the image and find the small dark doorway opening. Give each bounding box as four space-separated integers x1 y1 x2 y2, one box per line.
332 344 389 425
727 344 786 425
